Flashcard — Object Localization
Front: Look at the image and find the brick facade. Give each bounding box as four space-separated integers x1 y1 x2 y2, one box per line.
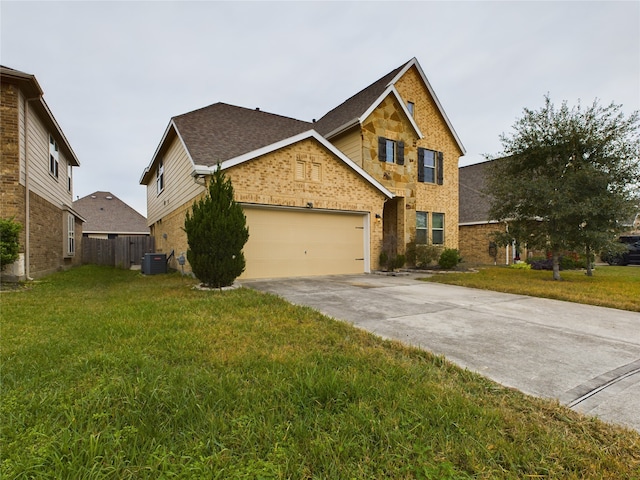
1 83 27 249
27 191 82 278
153 138 387 273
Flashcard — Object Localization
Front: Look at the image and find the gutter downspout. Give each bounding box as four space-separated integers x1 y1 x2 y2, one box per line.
24 96 38 280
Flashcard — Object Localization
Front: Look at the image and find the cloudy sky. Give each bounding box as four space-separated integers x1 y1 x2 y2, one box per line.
2 1 638 216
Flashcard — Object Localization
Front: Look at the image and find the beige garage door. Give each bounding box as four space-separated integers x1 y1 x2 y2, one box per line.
241 206 367 279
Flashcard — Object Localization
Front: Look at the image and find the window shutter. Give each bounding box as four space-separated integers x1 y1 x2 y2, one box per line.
378 137 387 162
397 141 405 165
417 148 425 182
437 152 444 185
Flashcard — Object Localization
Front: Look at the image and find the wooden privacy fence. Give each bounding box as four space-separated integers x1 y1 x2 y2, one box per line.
82 236 156 269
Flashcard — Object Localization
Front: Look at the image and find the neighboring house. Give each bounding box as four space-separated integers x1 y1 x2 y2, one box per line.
73 191 149 239
458 160 516 265
1 66 84 280
139 58 465 279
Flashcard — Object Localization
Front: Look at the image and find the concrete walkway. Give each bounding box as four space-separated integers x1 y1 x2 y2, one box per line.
244 273 640 433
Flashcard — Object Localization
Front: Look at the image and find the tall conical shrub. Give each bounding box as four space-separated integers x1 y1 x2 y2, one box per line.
184 166 249 288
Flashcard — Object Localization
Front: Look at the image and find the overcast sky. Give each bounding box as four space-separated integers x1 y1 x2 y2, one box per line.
2 1 638 216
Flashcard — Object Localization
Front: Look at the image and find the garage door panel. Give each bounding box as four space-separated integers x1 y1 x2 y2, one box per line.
241 207 366 279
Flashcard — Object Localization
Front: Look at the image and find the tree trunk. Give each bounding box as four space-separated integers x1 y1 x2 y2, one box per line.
552 251 562 281
585 245 593 277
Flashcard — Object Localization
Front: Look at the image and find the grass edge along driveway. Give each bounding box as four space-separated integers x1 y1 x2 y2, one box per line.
2 266 639 479
423 265 640 312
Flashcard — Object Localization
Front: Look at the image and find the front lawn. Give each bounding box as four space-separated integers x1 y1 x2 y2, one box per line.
424 265 640 312
2 266 639 478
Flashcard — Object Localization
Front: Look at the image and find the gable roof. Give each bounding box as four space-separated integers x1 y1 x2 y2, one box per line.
1 65 80 167
73 191 149 234
191 129 394 200
459 161 495 225
314 58 465 154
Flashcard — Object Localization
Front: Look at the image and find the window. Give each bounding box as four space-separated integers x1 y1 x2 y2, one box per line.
416 211 428 244
418 148 443 184
407 101 415 117
67 165 72 192
378 137 404 165
156 158 164 194
49 135 59 178
64 212 75 257
432 213 444 245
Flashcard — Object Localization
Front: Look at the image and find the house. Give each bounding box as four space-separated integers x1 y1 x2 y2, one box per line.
1 66 84 281
458 160 517 265
73 191 149 239
139 58 465 279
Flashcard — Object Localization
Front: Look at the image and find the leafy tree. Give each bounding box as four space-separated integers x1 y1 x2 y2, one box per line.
184 166 249 288
0 218 22 269
486 95 639 280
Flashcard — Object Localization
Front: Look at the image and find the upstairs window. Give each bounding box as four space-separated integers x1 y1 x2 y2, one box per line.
378 137 404 165
156 158 164 194
67 165 72 192
407 101 415 117
432 213 445 245
49 135 59 178
418 148 443 184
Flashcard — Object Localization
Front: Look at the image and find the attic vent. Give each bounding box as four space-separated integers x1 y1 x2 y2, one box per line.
106 196 113 200
255 107 260 111
91 195 97 198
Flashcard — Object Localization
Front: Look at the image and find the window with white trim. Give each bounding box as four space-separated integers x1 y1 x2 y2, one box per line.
49 135 59 178
416 211 428 244
407 101 415 117
64 212 75 257
67 164 72 192
156 158 164 194
432 212 445 245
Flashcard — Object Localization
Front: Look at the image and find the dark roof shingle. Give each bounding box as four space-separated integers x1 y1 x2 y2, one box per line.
173 103 313 166
313 62 408 137
459 161 494 224
74 191 149 234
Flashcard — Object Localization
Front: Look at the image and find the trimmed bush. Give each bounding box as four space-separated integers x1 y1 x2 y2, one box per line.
184 166 249 288
438 248 461 270
0 218 22 268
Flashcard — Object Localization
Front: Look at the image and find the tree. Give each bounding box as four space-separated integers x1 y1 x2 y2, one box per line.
486 95 639 280
0 218 22 269
184 166 249 288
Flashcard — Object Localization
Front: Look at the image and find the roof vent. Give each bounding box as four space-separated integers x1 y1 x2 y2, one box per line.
255 107 260 111
91 195 97 198
106 196 113 200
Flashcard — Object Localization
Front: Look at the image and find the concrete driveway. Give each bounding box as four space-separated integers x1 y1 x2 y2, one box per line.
244 273 640 433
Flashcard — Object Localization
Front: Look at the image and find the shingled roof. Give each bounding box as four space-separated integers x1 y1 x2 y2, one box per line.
459 161 495 224
173 103 313 167
74 192 149 235
313 62 407 137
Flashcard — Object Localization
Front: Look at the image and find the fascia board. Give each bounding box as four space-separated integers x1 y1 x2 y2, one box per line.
396 58 467 154
198 130 394 199
359 86 424 139
140 120 196 184
38 98 81 167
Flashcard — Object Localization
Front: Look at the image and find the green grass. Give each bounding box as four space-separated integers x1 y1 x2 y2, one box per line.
424 265 640 312
2 266 639 479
